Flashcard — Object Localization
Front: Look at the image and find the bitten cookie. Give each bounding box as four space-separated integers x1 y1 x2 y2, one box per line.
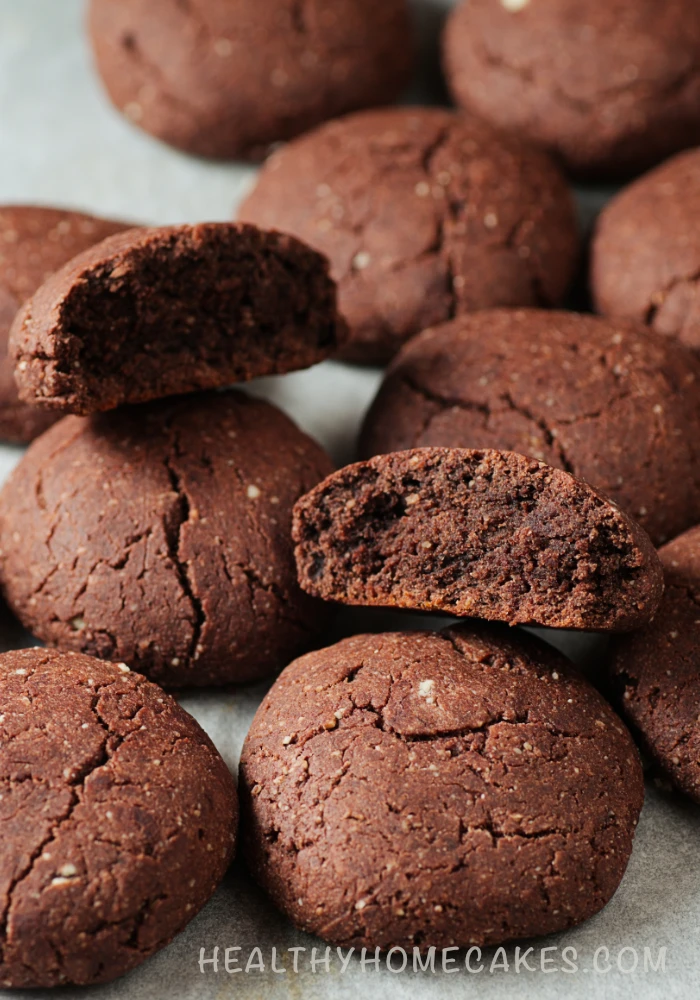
610 525 700 802
88 0 414 161
592 149 700 349
0 206 127 442
443 0 700 178
239 107 579 364
240 626 644 950
293 448 663 632
10 222 345 415
0 391 333 687
360 309 700 546
0 647 236 988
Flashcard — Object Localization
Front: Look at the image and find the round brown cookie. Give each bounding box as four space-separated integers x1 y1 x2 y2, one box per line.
443 0 700 179
360 309 700 546
238 107 579 364
0 206 128 443
292 447 663 632
610 525 700 802
240 625 643 950
592 149 700 349
0 391 333 687
88 0 414 161
0 647 236 988
10 222 345 416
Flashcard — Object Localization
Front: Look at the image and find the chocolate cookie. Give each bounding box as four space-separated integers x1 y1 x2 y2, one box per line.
592 149 700 348
240 625 644 950
0 647 236 988
10 223 345 415
88 0 414 161
443 0 700 178
0 391 333 687
360 309 700 546
610 525 700 803
0 206 127 442
239 107 579 364
293 448 663 632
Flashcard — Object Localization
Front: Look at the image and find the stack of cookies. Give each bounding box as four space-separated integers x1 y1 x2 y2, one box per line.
0 216 348 987
3 0 700 987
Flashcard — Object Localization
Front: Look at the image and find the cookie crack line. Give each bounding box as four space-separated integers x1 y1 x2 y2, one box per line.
279 654 605 755
501 390 575 475
401 374 576 474
309 119 532 302
210 440 312 630
421 124 460 320
266 710 598 863
228 556 313 634
472 35 700 121
0 678 138 967
418 122 551 318
64 532 155 616
315 828 572 939
644 265 700 327
162 442 205 669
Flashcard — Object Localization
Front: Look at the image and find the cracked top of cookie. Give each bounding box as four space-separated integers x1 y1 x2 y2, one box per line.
592 148 700 350
0 647 236 989
88 0 414 160
240 625 643 950
611 524 700 803
0 206 128 317
293 446 663 631
361 308 700 546
239 107 578 364
443 0 700 178
9 222 346 415
0 390 333 686
0 206 128 444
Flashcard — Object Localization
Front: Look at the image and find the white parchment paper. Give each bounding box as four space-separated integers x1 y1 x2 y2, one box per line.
0 2 696 997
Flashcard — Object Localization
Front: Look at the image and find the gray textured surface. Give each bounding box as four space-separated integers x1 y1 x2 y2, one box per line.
0 1 696 997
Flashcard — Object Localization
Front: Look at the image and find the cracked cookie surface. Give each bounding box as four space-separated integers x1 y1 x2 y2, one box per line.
443 0 700 178
292 447 663 632
592 149 700 350
360 309 700 546
0 206 127 442
10 222 345 415
88 0 413 160
240 626 643 950
238 107 578 364
0 390 333 686
0 647 236 988
610 525 700 803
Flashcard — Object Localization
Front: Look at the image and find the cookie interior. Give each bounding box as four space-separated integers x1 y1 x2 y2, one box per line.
13 224 343 413
293 448 662 631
